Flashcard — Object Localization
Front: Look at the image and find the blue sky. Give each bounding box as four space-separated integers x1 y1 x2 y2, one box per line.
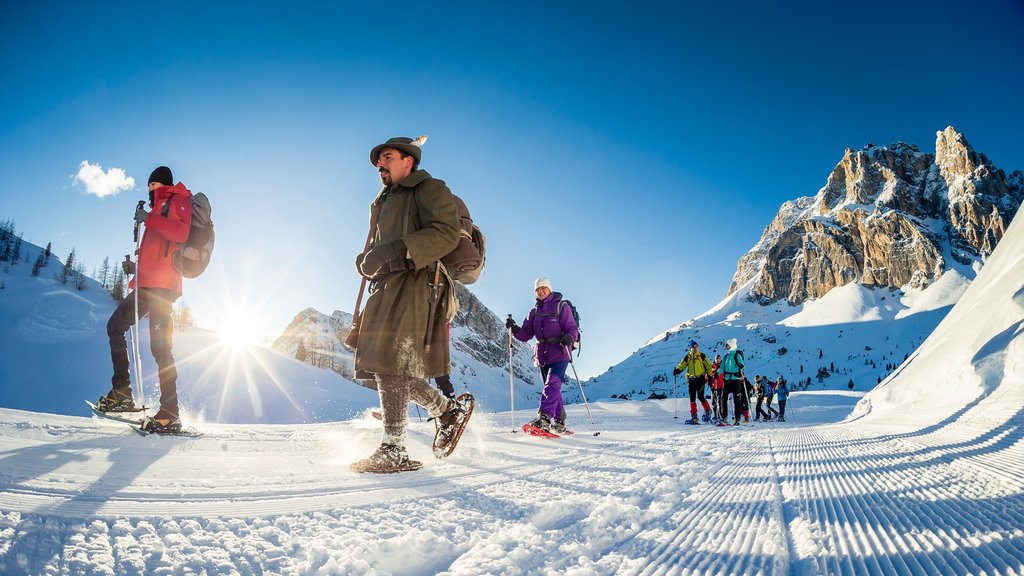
2 1 1022 379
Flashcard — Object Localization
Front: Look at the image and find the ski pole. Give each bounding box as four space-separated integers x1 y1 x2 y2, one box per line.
414 404 424 422
564 345 599 436
673 372 678 419
507 316 516 433
131 200 145 407
741 371 752 422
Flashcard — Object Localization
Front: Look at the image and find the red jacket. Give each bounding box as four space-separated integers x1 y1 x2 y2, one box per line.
710 361 725 390
132 183 192 294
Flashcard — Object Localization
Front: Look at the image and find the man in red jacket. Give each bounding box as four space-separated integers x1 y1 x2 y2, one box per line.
96 166 193 433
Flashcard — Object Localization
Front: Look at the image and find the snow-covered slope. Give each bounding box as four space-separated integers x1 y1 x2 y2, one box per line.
577 273 959 403
851 204 1024 427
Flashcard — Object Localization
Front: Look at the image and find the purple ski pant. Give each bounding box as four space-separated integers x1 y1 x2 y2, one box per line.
539 361 569 420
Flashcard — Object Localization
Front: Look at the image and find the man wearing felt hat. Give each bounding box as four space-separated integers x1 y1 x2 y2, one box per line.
350 136 475 473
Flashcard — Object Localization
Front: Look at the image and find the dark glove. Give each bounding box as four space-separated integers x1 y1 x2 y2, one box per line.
559 334 574 347
122 257 135 276
134 205 149 224
672 367 682 376
359 239 407 278
505 317 519 332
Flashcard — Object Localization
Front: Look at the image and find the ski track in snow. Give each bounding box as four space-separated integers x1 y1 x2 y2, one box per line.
0 394 1022 575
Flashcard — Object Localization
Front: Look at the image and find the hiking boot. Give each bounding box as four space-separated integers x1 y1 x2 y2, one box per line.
550 418 570 435
701 412 710 423
96 388 137 412
356 444 411 467
141 407 181 434
528 413 552 432
432 393 475 458
141 415 182 434
778 416 786 422
733 419 740 426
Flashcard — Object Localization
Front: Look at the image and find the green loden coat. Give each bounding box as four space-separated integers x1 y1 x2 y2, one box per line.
354 169 461 379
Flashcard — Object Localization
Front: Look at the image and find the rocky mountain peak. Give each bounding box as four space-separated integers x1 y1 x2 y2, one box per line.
728 127 1023 305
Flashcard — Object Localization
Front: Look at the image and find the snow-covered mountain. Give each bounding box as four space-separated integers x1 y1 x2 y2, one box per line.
273 283 541 413
580 128 1023 403
0 236 379 423
730 126 1023 304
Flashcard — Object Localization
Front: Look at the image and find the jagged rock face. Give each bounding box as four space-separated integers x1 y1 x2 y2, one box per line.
936 127 1020 259
729 127 1023 304
452 284 535 383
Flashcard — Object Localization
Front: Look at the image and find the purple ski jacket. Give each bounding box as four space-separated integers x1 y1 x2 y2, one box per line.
512 292 580 367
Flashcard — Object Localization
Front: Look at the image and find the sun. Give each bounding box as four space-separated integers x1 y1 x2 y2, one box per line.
216 313 263 350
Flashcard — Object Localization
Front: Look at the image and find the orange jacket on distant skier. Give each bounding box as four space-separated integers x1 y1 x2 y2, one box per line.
132 182 193 294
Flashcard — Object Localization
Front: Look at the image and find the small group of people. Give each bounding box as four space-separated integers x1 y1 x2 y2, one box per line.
672 338 790 426
753 374 789 422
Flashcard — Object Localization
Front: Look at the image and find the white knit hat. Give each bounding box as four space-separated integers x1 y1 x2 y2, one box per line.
534 277 552 291
726 338 738 349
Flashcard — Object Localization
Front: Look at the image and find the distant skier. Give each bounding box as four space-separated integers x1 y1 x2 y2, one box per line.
709 354 725 424
720 338 746 425
775 376 790 422
506 277 579 435
764 377 780 420
96 166 193 434
672 340 714 424
753 375 771 421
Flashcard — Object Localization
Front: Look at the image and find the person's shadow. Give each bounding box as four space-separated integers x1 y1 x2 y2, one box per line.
0 428 173 575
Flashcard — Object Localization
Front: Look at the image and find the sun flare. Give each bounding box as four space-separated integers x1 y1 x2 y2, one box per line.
216 314 263 350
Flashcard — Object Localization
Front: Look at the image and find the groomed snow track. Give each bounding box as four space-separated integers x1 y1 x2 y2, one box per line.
0 397 1021 575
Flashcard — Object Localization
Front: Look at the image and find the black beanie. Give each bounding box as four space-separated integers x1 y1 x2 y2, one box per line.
148 166 173 186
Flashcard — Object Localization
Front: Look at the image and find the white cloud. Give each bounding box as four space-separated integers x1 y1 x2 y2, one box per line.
73 160 135 198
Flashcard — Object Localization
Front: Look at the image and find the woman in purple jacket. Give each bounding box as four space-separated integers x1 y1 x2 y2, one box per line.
505 277 580 434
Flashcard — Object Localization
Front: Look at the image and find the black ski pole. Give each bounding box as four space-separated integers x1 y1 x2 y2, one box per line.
673 372 678 419
507 315 517 433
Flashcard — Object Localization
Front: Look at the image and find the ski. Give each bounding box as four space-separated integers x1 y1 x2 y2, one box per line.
522 423 560 438
85 400 146 425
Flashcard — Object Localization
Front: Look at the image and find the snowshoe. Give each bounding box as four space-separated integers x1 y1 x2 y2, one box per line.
778 416 786 422
432 393 475 458
139 415 182 434
701 412 710 423
95 389 141 413
716 420 728 427
733 419 740 426
350 444 423 474
683 416 700 425
523 422 560 438
86 400 147 424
